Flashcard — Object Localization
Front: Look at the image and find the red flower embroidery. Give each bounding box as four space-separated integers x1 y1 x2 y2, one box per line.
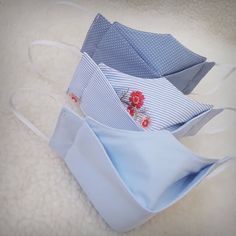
127 105 135 117
141 116 151 128
119 89 151 128
69 93 78 103
129 91 144 109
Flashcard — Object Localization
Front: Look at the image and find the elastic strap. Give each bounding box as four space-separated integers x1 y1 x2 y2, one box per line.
29 40 235 98
28 40 81 80
56 1 91 13
10 88 60 143
28 41 236 136
207 156 235 179
195 107 236 136
191 63 236 96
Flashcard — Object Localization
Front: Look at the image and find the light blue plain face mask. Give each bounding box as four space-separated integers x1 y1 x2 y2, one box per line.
9 90 232 232
81 13 215 94
67 53 223 138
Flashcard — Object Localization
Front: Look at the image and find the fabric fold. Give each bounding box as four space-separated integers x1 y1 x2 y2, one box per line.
68 53 222 137
49 106 230 232
81 13 214 94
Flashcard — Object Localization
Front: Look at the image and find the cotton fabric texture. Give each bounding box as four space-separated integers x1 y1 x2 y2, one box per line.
81 13 215 94
49 106 230 232
68 53 222 138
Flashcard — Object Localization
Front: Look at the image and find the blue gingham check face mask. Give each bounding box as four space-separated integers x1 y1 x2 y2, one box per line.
81 13 215 94
67 53 223 138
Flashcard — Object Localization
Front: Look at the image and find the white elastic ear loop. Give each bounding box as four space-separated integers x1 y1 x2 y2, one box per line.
29 1 93 81
207 157 235 179
56 1 91 13
191 63 236 96
28 40 81 80
10 88 61 143
196 107 236 135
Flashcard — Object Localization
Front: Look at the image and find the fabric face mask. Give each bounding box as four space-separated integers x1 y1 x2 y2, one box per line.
80 13 215 94
10 97 231 232
50 107 231 232
67 53 223 138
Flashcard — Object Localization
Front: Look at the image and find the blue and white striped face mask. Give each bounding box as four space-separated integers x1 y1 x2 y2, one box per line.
81 13 215 94
67 53 223 138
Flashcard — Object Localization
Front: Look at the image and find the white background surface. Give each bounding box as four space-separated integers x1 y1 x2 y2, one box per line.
0 0 236 235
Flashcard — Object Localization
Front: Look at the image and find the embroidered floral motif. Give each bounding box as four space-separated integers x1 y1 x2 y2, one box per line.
69 93 79 103
129 91 144 109
127 105 135 117
141 116 151 128
120 89 151 129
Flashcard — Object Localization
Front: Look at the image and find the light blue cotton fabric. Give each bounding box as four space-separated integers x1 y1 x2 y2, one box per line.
68 53 223 138
81 13 215 94
49 106 230 232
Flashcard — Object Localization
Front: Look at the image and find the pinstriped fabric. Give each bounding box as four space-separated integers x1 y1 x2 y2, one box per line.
81 13 215 94
68 54 141 130
80 65 141 131
68 52 98 97
68 53 214 133
99 63 212 131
